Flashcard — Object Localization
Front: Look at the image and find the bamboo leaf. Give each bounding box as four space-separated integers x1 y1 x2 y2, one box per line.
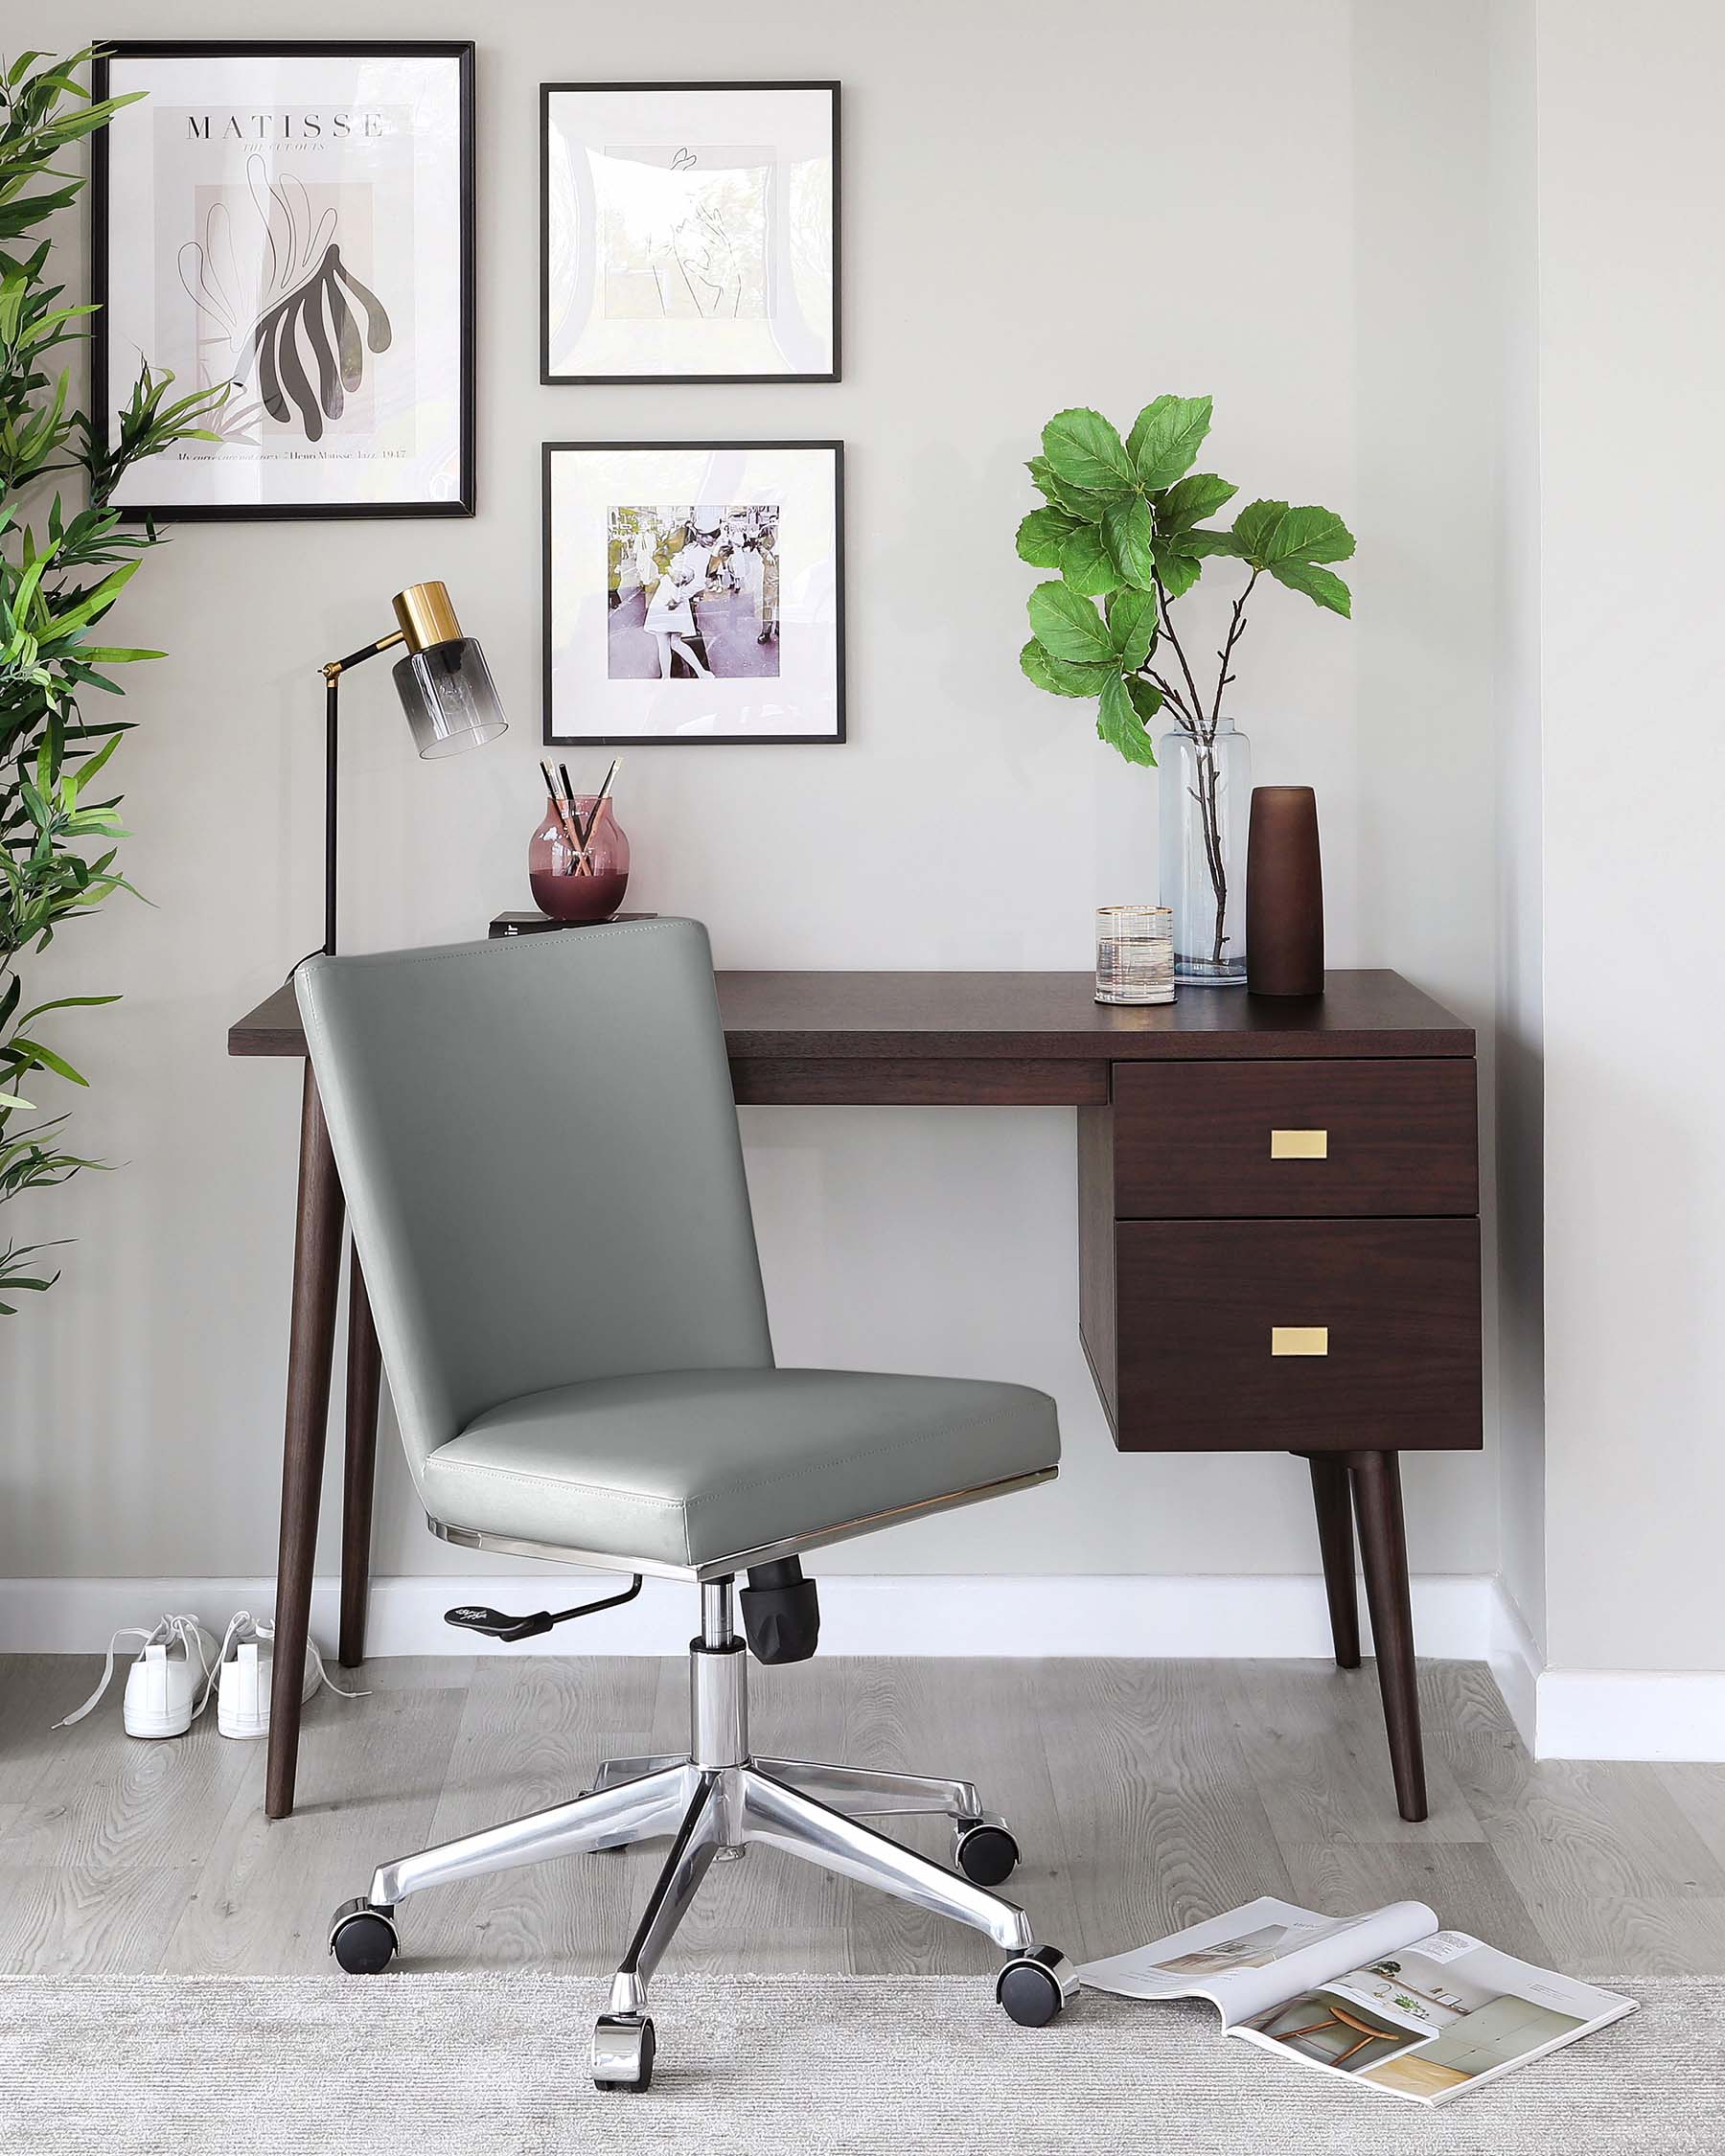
11 1040 89 1087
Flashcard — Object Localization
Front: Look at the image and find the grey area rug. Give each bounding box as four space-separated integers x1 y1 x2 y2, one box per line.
0 1975 1716 2155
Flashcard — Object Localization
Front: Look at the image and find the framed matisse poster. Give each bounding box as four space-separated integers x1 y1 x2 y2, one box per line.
90 42 474 519
543 442 844 746
540 82 840 383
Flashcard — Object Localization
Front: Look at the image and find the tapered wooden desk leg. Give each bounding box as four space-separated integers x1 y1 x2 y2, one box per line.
266 1067 347 1821
1303 1453 1361 1669
338 1243 381 1671
1349 1449 1427 1823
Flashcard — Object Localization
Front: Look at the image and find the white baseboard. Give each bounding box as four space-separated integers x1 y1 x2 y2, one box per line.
6 1571 1722 1762
1532 1669 1725 1763
1484 1576 1725 1762
1486 1576 1543 1754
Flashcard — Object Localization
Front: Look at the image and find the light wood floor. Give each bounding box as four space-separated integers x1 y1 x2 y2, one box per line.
3 1651 1723 1981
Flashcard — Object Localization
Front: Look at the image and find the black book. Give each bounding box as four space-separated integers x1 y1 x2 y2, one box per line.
488 910 657 939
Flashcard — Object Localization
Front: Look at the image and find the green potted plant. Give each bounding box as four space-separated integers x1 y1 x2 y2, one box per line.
1015 394 1353 983
1 48 224 1310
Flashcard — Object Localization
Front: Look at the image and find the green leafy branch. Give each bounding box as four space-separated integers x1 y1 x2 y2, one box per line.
0 46 228 1311
1015 393 1355 770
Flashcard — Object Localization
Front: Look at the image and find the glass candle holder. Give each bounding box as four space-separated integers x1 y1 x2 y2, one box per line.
1095 905 1176 1006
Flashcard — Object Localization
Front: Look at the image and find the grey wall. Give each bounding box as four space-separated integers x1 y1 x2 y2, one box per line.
1488 0 1547 1653
1 0 1506 1592
1534 0 1725 1675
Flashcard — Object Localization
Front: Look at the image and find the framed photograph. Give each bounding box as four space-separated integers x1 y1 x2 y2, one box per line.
90 41 474 519
543 442 844 745
540 81 840 383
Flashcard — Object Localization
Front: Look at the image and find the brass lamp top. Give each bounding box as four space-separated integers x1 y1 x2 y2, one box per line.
392 581 463 654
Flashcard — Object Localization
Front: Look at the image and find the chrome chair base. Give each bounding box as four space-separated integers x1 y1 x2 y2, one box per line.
330 1581 1078 2088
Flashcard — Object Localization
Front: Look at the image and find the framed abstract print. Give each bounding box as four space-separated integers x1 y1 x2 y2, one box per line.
543 442 844 746
90 42 474 519
540 82 840 383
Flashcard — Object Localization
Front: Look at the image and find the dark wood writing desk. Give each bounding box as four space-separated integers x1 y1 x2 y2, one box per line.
230 968 1480 1824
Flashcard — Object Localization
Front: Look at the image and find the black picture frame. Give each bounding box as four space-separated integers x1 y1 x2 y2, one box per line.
539 81 841 386
90 39 476 521
541 440 846 747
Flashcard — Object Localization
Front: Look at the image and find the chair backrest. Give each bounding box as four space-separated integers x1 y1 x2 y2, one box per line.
294 920 773 1479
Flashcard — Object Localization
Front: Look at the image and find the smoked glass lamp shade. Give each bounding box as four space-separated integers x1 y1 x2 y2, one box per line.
392 637 508 759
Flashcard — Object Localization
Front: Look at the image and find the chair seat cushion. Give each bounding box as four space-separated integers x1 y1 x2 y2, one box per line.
423 1366 1060 1571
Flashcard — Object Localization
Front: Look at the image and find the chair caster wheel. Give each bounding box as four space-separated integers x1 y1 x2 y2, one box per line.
329 1898 399 1974
954 1815 1019 1887
592 2011 656 2091
997 1945 1077 2028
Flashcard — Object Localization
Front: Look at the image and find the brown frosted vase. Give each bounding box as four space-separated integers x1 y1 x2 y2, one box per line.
1245 785 1323 996
528 795 630 922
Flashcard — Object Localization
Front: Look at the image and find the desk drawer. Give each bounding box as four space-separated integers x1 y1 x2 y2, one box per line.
1112 1060 1477 1218
1112 1219 1482 1452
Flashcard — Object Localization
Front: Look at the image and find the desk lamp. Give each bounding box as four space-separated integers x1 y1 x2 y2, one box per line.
318 582 507 954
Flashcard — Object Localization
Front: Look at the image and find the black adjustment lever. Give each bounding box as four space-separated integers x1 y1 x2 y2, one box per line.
445 1574 642 1643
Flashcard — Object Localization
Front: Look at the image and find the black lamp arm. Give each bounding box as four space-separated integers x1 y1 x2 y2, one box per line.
319 631 405 957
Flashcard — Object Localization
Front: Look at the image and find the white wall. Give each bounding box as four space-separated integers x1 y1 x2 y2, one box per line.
1489 0 1548 1655
1534 0 1725 1675
1 1 1504 1596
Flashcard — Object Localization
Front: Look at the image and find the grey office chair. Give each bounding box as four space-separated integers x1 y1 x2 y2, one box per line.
294 921 1073 2090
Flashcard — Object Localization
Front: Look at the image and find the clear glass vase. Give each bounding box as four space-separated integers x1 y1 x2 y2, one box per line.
1158 718 1251 985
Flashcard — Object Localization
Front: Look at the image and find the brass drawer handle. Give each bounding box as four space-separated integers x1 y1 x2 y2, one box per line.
1272 1326 1329 1357
1271 1128 1328 1159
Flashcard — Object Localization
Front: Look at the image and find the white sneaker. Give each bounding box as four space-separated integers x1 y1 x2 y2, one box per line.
54 1615 220 1739
213 1611 362 1740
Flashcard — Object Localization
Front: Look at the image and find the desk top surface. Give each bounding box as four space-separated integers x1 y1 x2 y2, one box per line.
230 967 1471 1064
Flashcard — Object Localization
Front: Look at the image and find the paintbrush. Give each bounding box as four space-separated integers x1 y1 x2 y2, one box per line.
586 757 621 847
540 760 587 873
558 761 596 875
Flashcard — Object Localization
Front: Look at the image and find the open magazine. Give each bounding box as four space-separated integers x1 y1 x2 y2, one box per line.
1077 1896 1636 2106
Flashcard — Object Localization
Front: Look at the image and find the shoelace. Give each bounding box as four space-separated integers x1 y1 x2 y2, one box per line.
53 1612 367 1730
53 1614 217 1730
205 1610 366 1713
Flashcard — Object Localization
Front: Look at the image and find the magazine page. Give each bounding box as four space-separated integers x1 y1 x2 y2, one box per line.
1075 1895 1437 2030
1230 1929 1637 2105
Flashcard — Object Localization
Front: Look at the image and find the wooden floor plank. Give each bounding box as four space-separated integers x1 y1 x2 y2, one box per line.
8 1675 258 1873
0 1863 196 1976
643 1651 853 1975
405 1654 661 1974
1414 1656 1524 1735
1280 1838 1553 1966
1441 1732 1725 1900
159 1675 468 1976
837 1656 1081 1975
1657 1763 1725 1876
0 1657 99 1817
1223 1660 1486 1849
2 1651 1723 1984
1511 1894 1725 1981
1031 1659 1293 1963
